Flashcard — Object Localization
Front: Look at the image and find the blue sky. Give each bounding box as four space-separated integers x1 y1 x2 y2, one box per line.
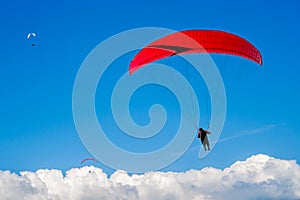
0 0 299 175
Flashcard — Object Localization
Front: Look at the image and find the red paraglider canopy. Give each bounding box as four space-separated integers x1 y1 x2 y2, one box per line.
81 158 98 165
129 30 262 74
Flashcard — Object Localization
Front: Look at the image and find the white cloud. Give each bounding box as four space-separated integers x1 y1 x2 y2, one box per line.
0 154 299 200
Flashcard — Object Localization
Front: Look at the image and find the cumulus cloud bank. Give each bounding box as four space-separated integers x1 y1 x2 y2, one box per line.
1 154 300 200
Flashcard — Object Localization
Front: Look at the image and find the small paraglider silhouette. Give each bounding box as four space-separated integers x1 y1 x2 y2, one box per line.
81 158 98 173
27 33 36 47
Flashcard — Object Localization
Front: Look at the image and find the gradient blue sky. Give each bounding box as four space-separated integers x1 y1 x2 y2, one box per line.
0 0 299 174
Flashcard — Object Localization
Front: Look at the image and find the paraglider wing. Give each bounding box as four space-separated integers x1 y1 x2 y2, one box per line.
27 32 36 40
27 32 37 47
129 30 262 74
81 157 98 165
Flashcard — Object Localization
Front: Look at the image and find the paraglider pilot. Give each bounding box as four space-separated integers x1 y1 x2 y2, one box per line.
198 128 211 151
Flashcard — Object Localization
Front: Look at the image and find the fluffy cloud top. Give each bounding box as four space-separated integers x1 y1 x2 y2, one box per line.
1 154 299 200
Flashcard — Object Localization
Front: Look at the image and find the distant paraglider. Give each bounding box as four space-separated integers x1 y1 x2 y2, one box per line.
81 158 98 165
27 32 37 47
